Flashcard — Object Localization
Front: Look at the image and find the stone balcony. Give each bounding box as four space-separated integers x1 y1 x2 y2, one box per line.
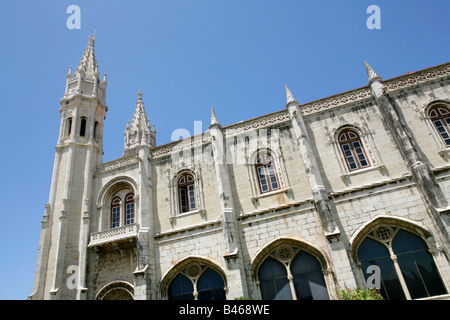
88 223 139 251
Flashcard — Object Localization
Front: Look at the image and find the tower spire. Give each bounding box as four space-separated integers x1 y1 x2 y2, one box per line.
75 34 99 80
124 90 156 155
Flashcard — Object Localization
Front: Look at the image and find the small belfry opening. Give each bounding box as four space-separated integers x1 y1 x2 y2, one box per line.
80 117 87 137
65 117 72 138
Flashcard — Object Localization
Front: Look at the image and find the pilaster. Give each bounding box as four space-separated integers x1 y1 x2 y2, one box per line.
285 85 357 289
365 62 450 254
209 107 249 299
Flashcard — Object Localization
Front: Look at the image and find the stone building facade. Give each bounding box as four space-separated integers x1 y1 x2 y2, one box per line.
29 36 450 300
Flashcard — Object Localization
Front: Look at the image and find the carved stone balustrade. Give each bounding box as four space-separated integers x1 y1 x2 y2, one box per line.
88 223 138 251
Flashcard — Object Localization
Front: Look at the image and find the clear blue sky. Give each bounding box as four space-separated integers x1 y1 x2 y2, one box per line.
0 0 448 300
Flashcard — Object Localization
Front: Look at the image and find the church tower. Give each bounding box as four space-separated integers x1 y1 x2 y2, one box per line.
29 35 108 300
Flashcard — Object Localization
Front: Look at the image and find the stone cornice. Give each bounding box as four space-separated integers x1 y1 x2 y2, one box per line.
95 154 141 175
151 133 212 160
384 62 450 93
140 62 450 160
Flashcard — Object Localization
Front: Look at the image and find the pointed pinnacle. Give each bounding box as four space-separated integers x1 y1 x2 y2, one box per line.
364 61 382 84
285 84 296 104
211 106 218 125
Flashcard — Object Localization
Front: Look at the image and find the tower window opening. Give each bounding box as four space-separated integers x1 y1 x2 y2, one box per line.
80 118 87 137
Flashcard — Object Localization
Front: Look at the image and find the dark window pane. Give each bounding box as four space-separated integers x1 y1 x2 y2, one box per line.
396 254 428 299
258 257 292 300
274 277 293 300
358 238 405 300
168 274 194 300
197 269 224 291
293 273 311 300
393 230 447 299
392 229 427 254
357 238 390 261
80 118 87 136
197 268 226 300
414 251 447 297
258 257 287 280
360 259 405 300
308 270 330 300
291 251 329 300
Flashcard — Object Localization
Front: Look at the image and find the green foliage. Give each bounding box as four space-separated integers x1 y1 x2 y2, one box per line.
234 296 252 300
338 286 384 300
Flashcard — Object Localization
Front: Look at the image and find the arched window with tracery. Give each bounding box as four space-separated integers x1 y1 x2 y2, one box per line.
357 226 447 300
429 105 450 146
178 173 196 213
338 129 370 171
257 245 330 300
111 196 121 229
167 263 226 300
255 152 280 193
125 193 135 225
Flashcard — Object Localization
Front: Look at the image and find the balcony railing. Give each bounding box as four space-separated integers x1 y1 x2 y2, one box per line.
88 223 138 248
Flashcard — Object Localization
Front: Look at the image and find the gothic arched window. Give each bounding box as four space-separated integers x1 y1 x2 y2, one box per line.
167 264 226 300
125 193 135 225
197 268 227 300
338 129 370 171
257 245 330 300
258 257 291 300
111 196 121 229
429 105 450 146
255 152 280 193
178 173 196 213
357 226 447 300
168 274 194 300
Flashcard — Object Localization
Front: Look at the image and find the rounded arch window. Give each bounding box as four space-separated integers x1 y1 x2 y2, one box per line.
178 173 196 213
357 226 447 300
338 129 370 171
125 193 135 225
95 281 134 300
255 151 280 193
428 104 450 146
108 191 135 229
110 196 121 229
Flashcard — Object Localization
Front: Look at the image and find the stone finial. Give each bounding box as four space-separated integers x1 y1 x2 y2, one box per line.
123 89 156 154
88 34 95 47
285 85 296 104
67 66 73 79
211 106 218 126
364 61 382 84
